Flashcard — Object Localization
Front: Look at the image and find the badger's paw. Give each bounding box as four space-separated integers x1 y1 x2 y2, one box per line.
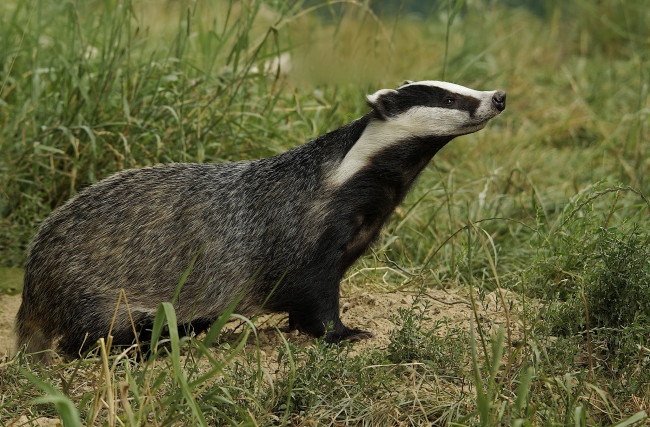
325 327 374 343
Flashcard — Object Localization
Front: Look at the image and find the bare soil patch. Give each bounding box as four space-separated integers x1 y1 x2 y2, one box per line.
0 294 20 356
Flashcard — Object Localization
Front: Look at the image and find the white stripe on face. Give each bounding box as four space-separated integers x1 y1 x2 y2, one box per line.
328 107 469 186
399 80 487 97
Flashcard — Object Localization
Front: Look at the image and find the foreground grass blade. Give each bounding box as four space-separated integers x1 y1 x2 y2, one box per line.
21 369 82 427
611 411 648 427
152 302 208 426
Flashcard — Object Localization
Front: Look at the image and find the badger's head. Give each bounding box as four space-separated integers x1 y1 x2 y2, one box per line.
366 80 506 137
328 81 505 186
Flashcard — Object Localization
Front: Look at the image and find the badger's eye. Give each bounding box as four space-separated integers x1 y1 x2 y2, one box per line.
443 97 455 106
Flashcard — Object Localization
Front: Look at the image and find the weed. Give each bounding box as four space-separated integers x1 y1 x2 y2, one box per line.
387 296 468 377
588 229 650 332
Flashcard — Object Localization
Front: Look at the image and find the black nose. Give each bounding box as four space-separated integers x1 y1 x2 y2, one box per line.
492 90 506 111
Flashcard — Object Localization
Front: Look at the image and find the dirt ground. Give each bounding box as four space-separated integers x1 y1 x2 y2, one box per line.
1 287 524 360
0 294 20 356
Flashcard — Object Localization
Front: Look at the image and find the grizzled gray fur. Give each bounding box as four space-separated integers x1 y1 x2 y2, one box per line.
16 81 506 359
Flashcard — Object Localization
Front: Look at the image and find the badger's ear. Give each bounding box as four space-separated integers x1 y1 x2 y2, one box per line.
366 88 398 120
399 80 413 87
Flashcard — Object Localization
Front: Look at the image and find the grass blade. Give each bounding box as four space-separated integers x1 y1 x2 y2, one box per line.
21 369 82 427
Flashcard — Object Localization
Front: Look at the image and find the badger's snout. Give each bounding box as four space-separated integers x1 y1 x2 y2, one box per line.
492 90 506 112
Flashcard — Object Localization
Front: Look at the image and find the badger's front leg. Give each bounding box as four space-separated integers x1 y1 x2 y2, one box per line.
287 277 374 342
284 211 382 342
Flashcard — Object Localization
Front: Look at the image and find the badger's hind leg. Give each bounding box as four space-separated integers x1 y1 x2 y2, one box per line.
112 316 213 358
108 310 204 357
56 332 96 359
15 314 56 362
55 311 151 359
183 318 213 337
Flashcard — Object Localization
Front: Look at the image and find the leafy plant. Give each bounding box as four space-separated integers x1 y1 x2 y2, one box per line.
387 296 467 377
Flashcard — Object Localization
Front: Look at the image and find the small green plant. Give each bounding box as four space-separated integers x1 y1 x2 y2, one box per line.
273 336 389 423
587 229 650 332
540 228 649 359
467 324 507 426
584 228 650 392
387 296 468 376
522 190 650 402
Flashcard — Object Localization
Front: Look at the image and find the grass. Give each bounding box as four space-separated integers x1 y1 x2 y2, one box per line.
1 0 649 425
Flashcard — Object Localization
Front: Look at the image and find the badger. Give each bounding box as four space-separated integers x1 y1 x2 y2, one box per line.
16 81 506 359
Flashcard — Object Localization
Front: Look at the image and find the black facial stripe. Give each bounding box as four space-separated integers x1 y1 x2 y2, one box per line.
380 85 481 117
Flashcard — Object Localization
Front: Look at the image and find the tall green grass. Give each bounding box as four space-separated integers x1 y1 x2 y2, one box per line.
1 0 649 424
1 0 327 265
